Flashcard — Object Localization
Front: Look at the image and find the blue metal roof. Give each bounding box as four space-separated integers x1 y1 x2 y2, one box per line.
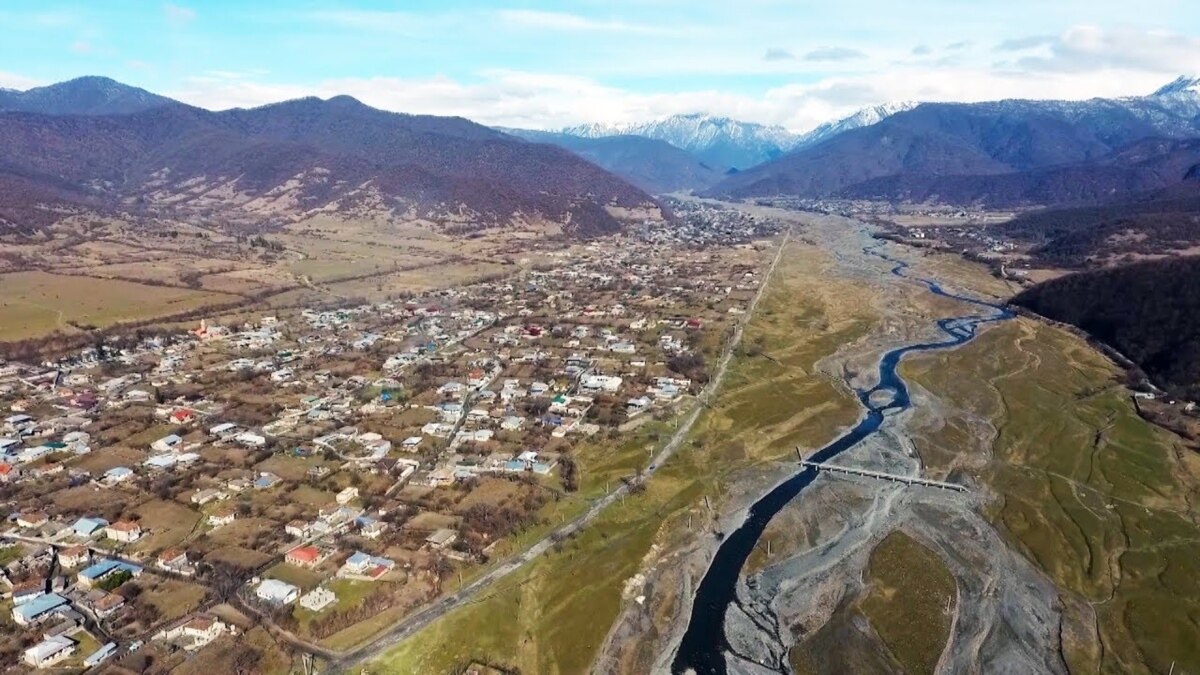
12 593 67 622
79 559 141 580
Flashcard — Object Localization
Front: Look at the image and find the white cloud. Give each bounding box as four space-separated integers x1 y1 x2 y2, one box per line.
163 57 1179 135
496 9 674 35
164 3 195 25
1015 25 1200 74
0 71 43 90
803 46 867 62
70 40 91 54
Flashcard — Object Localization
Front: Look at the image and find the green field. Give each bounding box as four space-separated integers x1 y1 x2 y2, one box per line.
903 318 1200 674
0 270 229 341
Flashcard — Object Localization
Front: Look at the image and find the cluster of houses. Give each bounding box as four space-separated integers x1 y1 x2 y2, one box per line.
0 226 769 667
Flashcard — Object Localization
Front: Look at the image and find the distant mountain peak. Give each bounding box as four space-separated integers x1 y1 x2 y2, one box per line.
1153 75 1200 97
560 113 800 170
0 75 176 115
793 101 919 150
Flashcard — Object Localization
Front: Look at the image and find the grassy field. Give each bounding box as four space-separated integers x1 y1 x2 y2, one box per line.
858 532 956 674
137 577 209 622
0 270 229 341
903 318 1200 674
266 562 326 591
370 239 882 674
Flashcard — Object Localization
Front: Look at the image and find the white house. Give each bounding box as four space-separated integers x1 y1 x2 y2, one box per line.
155 615 232 651
23 636 76 668
235 432 267 448
299 587 336 612
255 579 299 605
105 521 142 543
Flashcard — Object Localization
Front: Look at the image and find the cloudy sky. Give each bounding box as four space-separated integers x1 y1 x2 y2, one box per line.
1 0 1198 131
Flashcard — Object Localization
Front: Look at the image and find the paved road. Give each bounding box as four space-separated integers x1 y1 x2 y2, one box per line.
246 229 792 671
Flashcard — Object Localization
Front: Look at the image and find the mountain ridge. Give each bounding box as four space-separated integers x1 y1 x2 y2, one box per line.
706 76 1200 205
0 78 659 237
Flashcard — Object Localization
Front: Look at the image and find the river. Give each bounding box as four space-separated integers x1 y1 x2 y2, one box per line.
671 242 1014 675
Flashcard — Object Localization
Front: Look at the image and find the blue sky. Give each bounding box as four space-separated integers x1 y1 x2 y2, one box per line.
1 1 1198 130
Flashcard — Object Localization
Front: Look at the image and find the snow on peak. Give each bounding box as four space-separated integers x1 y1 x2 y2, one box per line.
793 101 919 150
1153 75 1200 97
562 113 799 152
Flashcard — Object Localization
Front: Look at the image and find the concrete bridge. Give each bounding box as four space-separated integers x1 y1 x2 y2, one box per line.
800 460 969 492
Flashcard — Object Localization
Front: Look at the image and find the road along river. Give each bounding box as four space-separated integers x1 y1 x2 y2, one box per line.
671 242 1014 675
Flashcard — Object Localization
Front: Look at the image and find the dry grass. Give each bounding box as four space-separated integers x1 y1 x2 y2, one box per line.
0 270 230 340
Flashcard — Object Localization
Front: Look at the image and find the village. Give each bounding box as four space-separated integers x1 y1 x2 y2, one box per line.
0 214 781 672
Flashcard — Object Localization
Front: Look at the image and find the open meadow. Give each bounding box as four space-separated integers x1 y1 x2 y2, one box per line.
902 318 1200 674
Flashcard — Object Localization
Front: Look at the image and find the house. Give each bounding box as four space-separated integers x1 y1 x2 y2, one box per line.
58 546 90 569
299 587 336 612
0 462 18 483
253 472 282 489
401 436 422 451
151 434 182 453
72 517 109 538
12 593 68 626
359 518 388 540
338 551 395 579
610 341 637 354
158 548 189 571
12 579 47 605
191 488 225 505
169 409 196 425
581 374 623 393
255 579 299 605
78 560 142 589
208 422 238 438
105 520 143 543
103 466 134 485
83 642 117 668
23 635 76 668
284 520 309 539
285 546 321 568
208 507 237 527
336 486 359 505
17 511 48 529
90 592 126 618
156 615 231 650
235 432 267 448
425 528 458 550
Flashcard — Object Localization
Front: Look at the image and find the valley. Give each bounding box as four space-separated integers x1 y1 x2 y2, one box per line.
1 53 1199 675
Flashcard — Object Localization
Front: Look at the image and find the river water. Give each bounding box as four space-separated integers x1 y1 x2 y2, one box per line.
671 244 1014 674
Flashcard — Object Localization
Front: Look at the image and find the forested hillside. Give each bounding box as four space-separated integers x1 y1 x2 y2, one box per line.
1012 256 1200 398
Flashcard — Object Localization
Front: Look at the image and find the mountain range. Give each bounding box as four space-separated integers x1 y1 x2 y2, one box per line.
506 105 919 193
0 77 657 237
5 74 1200 238
561 113 802 171
501 128 725 194
707 77 1200 206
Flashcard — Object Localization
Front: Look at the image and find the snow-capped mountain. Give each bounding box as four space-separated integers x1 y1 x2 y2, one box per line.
1151 75 1200 99
562 113 803 170
559 104 923 170
708 75 1200 206
793 101 919 150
